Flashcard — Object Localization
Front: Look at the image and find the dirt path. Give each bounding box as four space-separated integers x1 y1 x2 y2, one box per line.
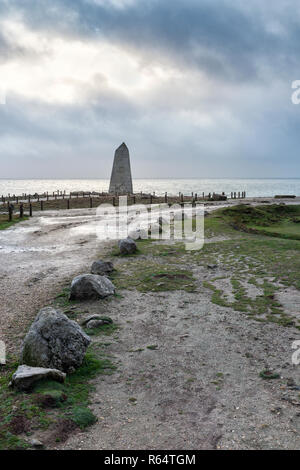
0 208 105 355
56 268 300 450
1 201 300 450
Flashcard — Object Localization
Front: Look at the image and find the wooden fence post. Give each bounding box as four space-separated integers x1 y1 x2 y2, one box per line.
29 203 32 217
41 200 43 211
8 204 13 222
19 203 24 218
67 199 70 209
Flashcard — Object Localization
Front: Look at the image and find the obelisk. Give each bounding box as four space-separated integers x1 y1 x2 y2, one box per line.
109 142 133 194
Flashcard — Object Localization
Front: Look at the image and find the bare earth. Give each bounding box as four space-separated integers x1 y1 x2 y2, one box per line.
1 198 300 450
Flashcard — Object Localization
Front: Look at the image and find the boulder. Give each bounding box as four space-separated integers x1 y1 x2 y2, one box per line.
128 227 148 240
10 365 66 391
20 307 91 373
118 237 137 255
91 260 114 276
70 274 115 300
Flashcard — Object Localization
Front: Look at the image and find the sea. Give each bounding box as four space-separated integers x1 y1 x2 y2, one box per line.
0 178 300 198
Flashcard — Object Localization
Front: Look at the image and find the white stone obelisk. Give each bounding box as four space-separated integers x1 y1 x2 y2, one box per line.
109 143 133 194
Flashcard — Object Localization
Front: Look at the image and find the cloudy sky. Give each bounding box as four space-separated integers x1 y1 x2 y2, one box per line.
0 0 299 179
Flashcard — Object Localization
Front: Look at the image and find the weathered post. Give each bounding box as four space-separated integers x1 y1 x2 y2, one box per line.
29 203 32 217
19 203 24 218
150 194 153 204
165 192 168 203
67 199 70 209
90 197 93 208
8 203 13 222
40 200 43 211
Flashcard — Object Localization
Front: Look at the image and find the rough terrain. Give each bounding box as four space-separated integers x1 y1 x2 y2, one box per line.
0 198 300 450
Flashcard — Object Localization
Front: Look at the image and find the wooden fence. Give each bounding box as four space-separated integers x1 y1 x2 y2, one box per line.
1 190 247 221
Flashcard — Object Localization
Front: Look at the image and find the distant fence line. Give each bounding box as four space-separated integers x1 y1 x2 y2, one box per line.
1 189 246 204
1 190 247 222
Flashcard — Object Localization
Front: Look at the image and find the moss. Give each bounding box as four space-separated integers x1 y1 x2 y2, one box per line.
259 370 280 380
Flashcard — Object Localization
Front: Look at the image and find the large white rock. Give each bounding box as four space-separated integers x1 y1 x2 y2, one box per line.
10 365 66 391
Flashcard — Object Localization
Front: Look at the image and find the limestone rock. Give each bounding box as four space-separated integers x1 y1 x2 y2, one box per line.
119 237 137 255
10 364 66 391
70 274 115 300
128 227 148 240
20 307 91 373
91 260 114 276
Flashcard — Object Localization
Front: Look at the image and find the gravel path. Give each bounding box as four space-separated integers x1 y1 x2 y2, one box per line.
0 208 104 355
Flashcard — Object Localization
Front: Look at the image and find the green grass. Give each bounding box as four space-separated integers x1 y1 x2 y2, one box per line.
219 204 300 240
0 348 116 449
0 216 28 231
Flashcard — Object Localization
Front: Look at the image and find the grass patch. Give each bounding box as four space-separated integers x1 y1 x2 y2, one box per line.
0 349 116 449
0 216 28 231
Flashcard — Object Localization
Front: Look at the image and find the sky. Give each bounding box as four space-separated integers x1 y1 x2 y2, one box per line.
0 0 300 179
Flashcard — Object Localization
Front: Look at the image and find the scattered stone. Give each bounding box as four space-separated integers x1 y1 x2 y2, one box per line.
91 260 114 276
81 315 113 327
70 274 115 300
29 438 44 449
128 227 148 240
20 307 91 373
10 364 66 391
119 237 137 255
207 264 218 269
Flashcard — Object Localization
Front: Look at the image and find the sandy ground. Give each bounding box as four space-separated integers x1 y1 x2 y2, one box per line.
1 197 300 450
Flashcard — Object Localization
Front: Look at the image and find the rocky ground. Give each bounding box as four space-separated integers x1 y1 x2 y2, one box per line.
1 198 300 450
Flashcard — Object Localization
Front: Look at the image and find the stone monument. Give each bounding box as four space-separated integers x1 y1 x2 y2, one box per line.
109 142 133 194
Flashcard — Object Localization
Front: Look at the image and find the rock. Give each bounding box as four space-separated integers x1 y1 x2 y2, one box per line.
91 260 114 276
86 320 107 329
70 274 115 300
29 438 44 449
128 227 148 240
20 307 91 373
119 237 137 255
81 315 113 327
10 365 66 391
207 264 217 269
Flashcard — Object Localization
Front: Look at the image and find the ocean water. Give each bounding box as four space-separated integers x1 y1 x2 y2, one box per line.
0 178 300 198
